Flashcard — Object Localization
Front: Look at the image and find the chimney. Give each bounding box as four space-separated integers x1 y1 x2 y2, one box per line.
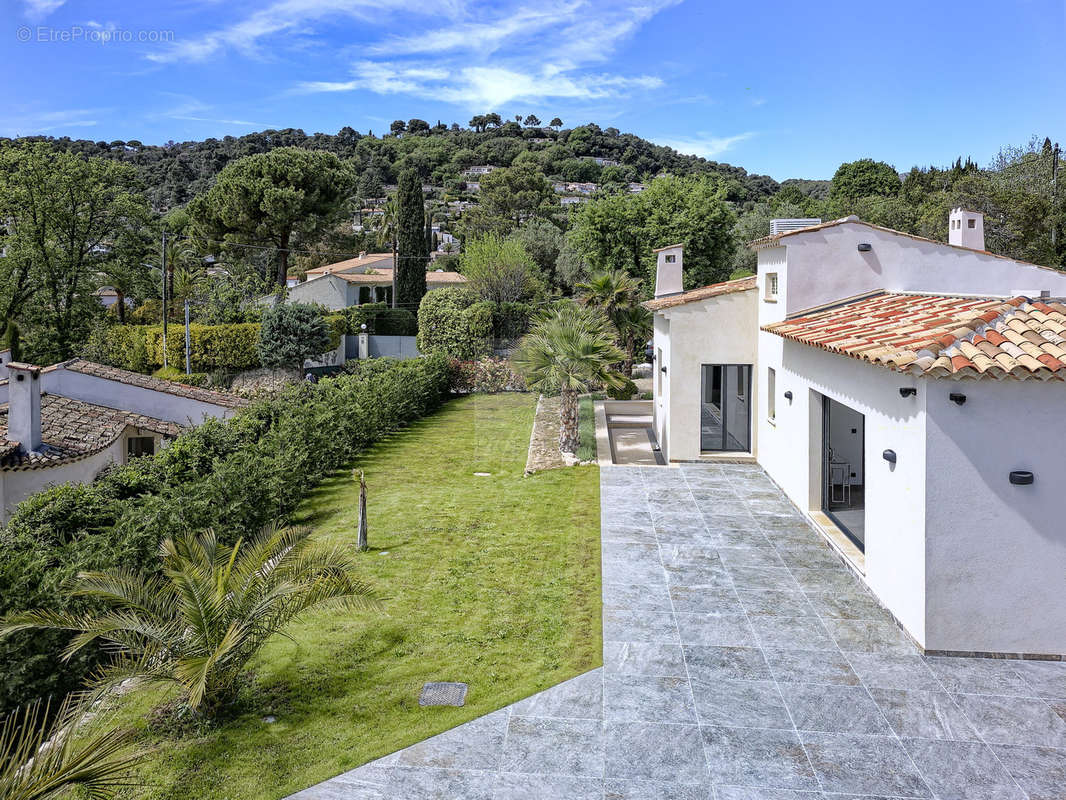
653 244 684 298
949 208 985 250
6 362 42 452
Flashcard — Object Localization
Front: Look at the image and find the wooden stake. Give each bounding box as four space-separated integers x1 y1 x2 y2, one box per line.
356 469 368 552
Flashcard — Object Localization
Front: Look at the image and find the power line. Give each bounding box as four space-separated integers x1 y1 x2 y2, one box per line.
166 232 452 260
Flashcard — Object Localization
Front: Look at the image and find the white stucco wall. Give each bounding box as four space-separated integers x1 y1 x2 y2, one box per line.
924 379 1066 655
652 314 671 459
652 290 758 462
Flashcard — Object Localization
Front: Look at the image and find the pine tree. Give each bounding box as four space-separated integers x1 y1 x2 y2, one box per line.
396 169 428 310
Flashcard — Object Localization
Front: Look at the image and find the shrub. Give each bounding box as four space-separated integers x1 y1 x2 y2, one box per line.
85 322 261 373
0 355 452 714
450 357 527 394
416 288 493 360
491 301 533 341
342 303 418 336
257 304 332 370
606 377 638 400
154 366 209 387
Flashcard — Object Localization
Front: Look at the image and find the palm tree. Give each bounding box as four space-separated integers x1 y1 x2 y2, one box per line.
576 269 649 376
512 301 625 454
371 196 399 308
0 694 141 800
1 524 377 719
171 263 206 316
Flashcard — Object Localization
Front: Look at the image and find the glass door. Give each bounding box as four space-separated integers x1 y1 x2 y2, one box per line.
700 364 752 452
822 396 866 550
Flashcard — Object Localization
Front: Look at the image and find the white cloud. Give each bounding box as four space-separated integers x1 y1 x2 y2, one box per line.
22 0 65 20
659 132 757 159
0 107 105 136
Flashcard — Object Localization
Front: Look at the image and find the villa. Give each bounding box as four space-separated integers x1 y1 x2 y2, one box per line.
646 212 1066 658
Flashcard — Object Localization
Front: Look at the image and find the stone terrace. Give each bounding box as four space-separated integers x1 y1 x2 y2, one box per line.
290 463 1066 799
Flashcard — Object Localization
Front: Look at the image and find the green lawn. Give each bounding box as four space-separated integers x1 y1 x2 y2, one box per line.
116 393 601 800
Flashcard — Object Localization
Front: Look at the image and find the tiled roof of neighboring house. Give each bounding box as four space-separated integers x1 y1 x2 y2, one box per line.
57 359 248 408
333 269 468 285
747 215 1061 273
0 393 182 469
763 291 1066 381
306 254 394 276
643 276 757 311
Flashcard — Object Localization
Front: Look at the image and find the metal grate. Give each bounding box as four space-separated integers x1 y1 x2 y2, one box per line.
419 681 468 707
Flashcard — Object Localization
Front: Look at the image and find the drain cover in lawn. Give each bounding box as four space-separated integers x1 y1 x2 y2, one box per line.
419 682 468 707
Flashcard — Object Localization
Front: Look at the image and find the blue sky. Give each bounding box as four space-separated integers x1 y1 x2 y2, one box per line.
2 0 1064 180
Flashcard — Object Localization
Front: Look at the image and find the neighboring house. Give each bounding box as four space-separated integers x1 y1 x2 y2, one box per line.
560 196 589 206
465 182 481 193
590 157 619 167
304 252 394 280
646 211 1066 658
553 181 599 195
0 356 245 522
627 183 646 194
464 165 495 176
93 287 134 308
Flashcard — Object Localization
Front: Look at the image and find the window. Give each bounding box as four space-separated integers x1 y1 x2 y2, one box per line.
664 254 676 263
765 272 779 301
767 367 776 421
656 348 664 395
967 218 976 229
127 436 155 459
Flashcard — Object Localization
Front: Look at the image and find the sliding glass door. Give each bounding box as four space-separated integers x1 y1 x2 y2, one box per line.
700 364 752 452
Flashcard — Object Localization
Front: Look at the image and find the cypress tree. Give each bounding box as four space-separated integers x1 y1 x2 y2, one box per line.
396 169 428 310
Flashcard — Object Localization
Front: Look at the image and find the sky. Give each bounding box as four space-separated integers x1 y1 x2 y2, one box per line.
1 0 1064 181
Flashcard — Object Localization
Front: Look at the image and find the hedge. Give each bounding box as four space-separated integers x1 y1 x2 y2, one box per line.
0 355 454 714
416 288 493 360
341 303 418 336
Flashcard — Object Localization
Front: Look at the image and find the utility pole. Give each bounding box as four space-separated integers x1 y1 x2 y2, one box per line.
161 231 168 369
184 299 192 375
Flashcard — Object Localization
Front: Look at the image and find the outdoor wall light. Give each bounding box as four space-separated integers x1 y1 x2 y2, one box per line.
882 449 897 463
899 387 917 398
857 243 873 252
1009 470 1034 485
660 366 667 374
783 390 793 402
949 392 966 405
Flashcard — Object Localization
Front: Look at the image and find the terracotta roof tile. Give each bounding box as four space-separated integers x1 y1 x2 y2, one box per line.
60 359 247 408
642 276 758 311
0 394 182 469
762 292 1066 381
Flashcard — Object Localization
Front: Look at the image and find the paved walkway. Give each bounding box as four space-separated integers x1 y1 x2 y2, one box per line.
291 464 1066 799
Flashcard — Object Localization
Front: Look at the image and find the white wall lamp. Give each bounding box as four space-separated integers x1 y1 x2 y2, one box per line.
1009 471 1034 485
949 392 966 405
899 387 917 398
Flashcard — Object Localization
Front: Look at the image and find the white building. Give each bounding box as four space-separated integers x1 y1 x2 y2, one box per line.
647 212 1066 658
0 356 245 522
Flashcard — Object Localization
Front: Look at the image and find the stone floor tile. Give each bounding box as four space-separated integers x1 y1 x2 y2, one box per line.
492 772 602 800
602 524 660 545
762 648 861 686
952 694 1066 747
509 669 602 720
803 591 890 621
395 709 508 771
902 738 1025 800
603 609 680 644
925 657 1036 696
989 743 1066 800
665 563 736 589
604 721 709 783
603 559 669 587
750 615 836 651
690 677 793 729
659 544 725 572
824 618 916 655
1007 659 1066 699
603 582 675 612
604 779 711 799
669 585 744 614
675 612 757 647
604 674 698 724
790 567 861 594
779 683 892 735
712 528 775 549
846 652 943 691
726 566 802 592
868 687 980 740
605 641 687 677
735 588 815 617
701 726 819 791
682 645 772 682
773 544 843 571
799 731 931 797
717 546 786 569
501 715 604 777
385 766 497 800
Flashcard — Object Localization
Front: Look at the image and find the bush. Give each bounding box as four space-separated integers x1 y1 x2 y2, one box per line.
257 304 333 370
416 288 493 360
606 377 638 400
491 302 533 341
85 322 261 373
450 357 527 393
154 366 209 387
342 303 418 336
0 356 453 714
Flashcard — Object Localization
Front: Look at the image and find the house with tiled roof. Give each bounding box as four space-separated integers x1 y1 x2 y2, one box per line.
0 357 245 522
646 211 1066 658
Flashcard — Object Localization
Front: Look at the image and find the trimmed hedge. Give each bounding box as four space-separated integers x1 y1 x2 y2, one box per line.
0 355 454 714
341 302 417 336
416 288 493 360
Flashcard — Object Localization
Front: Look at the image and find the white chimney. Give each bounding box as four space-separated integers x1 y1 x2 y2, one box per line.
653 244 684 298
7 362 42 452
949 208 985 251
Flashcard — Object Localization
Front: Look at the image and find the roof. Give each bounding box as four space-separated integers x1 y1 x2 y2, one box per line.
332 268 467 285
763 291 1066 381
643 276 757 311
57 359 248 408
0 393 182 469
306 253 394 276
652 243 685 253
747 215 1061 273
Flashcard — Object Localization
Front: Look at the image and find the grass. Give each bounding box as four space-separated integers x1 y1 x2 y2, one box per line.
577 395 597 462
112 393 601 800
